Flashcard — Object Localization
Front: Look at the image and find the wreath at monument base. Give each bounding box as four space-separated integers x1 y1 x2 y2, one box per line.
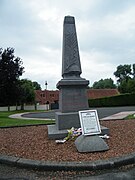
55 127 109 144
55 127 82 143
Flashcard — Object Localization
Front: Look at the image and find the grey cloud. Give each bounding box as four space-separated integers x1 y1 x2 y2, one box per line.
82 0 135 20
0 0 61 58
1 0 135 89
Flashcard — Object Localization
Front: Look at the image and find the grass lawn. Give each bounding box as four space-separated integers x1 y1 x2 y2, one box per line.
0 111 55 127
125 114 135 120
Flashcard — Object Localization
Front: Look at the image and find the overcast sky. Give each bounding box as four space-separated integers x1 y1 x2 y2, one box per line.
1 0 135 89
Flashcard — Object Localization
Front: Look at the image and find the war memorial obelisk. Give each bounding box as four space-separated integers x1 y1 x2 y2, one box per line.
48 16 89 139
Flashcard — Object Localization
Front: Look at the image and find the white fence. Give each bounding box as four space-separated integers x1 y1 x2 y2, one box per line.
0 104 50 111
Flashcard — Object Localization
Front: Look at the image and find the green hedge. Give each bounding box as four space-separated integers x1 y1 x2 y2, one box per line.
88 93 135 107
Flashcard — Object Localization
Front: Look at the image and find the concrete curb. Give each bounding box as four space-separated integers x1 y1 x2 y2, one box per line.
101 111 135 121
0 153 135 171
9 112 55 121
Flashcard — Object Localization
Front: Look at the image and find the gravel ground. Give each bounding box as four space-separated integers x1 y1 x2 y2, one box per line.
0 119 135 162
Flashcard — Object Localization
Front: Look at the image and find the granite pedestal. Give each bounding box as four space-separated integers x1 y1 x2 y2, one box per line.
48 78 89 139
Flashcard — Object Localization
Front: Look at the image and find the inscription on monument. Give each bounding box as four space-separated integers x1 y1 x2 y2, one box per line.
79 110 101 136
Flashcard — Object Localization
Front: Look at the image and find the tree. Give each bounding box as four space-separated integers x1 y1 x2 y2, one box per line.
18 79 35 109
32 81 41 90
0 48 24 108
118 78 135 93
133 64 135 78
114 64 132 83
92 78 116 89
114 64 135 93
127 79 135 93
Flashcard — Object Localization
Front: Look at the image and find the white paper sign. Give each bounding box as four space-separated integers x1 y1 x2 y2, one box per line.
79 110 101 136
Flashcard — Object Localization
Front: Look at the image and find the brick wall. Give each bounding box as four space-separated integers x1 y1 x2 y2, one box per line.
35 89 119 105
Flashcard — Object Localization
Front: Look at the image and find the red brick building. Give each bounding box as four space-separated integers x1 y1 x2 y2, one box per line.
35 89 119 105
35 90 59 105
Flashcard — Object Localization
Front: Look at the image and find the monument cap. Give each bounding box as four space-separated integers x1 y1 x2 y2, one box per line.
64 16 75 24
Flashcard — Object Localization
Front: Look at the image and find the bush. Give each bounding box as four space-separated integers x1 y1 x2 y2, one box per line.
88 93 135 107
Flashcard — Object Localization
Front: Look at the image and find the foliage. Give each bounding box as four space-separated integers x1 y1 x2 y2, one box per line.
0 111 55 127
0 47 42 109
118 78 135 93
88 93 135 107
124 114 135 120
92 78 116 89
114 64 132 83
33 81 41 90
114 64 135 93
133 64 135 78
0 48 24 106
18 79 35 108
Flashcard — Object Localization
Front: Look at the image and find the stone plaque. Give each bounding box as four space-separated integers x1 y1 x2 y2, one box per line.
79 110 101 135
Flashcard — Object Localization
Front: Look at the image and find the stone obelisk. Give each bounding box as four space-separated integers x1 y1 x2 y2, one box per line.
48 16 89 139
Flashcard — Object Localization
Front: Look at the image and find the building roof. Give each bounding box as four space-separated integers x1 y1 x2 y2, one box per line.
87 89 119 99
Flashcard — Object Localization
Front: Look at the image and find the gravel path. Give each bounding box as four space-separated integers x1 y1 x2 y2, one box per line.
0 119 135 162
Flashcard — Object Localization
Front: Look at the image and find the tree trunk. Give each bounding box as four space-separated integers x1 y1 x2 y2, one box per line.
21 103 24 110
8 105 10 111
34 103 37 111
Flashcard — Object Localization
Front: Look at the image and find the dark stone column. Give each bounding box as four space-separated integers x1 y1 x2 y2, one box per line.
48 16 89 139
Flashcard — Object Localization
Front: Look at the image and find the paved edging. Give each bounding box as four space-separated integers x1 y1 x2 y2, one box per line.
9 112 55 121
0 153 135 171
101 111 135 120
